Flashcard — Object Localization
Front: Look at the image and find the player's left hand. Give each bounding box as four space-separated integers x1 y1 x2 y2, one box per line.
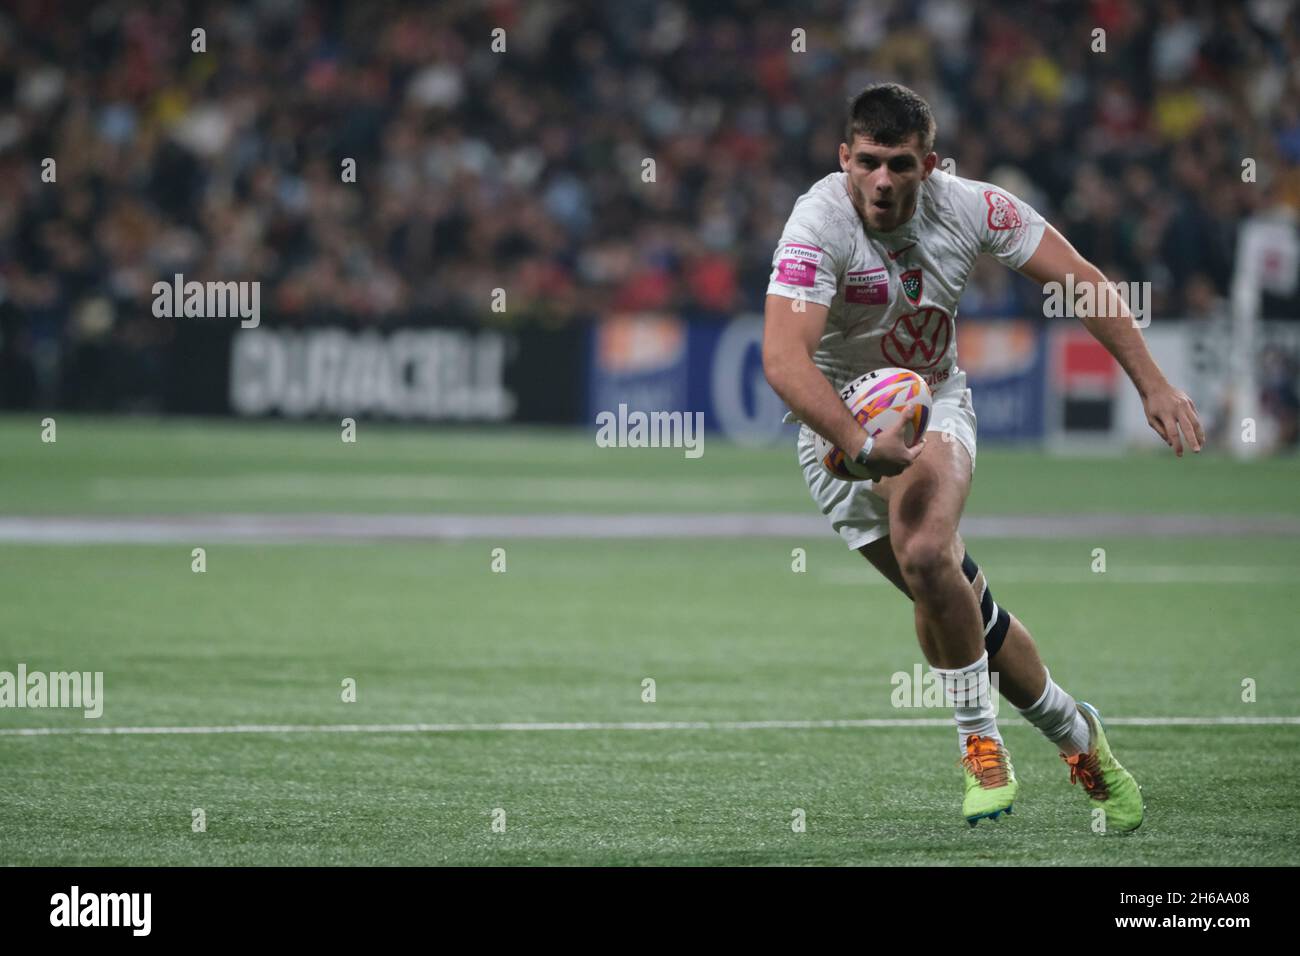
1142 384 1204 457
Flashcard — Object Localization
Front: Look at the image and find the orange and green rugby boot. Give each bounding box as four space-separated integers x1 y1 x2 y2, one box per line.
960 734 1018 826
1061 701 1144 833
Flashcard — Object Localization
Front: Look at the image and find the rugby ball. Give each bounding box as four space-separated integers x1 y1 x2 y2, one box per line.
815 367 932 480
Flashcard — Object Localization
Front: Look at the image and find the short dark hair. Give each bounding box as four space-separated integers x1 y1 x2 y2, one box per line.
845 83 936 152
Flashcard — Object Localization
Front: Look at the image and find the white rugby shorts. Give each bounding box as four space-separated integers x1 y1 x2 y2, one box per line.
796 370 977 550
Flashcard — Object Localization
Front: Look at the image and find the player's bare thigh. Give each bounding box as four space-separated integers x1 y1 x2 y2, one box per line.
878 435 973 575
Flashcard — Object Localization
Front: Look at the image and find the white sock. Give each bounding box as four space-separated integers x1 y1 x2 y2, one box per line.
1016 668 1091 756
930 651 1001 757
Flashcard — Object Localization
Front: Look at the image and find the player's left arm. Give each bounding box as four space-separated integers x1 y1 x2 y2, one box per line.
1017 224 1205 456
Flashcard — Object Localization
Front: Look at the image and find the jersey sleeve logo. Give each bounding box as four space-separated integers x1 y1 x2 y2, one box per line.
773 242 824 288
984 190 1022 231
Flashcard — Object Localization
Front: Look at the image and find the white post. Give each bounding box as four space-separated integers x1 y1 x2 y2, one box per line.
1230 213 1300 459
1229 220 1262 461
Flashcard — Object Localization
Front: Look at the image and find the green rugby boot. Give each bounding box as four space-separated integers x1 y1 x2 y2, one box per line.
1062 701 1144 833
960 734 1018 826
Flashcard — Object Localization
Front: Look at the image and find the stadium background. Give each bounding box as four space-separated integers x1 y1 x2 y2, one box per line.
1 0 1299 867
4 0 1300 446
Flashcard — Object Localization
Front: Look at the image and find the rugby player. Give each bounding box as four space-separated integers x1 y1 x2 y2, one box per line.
762 83 1205 829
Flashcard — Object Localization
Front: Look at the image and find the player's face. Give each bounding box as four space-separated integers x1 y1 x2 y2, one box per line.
839 134 936 233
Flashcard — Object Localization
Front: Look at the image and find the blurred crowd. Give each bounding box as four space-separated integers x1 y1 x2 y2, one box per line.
2 0 1300 409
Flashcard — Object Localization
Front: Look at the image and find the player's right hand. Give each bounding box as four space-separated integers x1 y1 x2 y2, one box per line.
864 413 925 477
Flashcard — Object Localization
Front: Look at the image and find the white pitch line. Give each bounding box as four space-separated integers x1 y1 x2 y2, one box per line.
1 716 1297 737
5 512 1300 544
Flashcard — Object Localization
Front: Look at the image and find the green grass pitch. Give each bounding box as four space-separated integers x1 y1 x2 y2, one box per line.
0 415 1298 865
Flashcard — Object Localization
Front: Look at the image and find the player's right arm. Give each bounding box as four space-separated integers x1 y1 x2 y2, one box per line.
762 293 921 477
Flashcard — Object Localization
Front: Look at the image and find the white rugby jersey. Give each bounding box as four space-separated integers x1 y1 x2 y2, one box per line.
766 168 1046 393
